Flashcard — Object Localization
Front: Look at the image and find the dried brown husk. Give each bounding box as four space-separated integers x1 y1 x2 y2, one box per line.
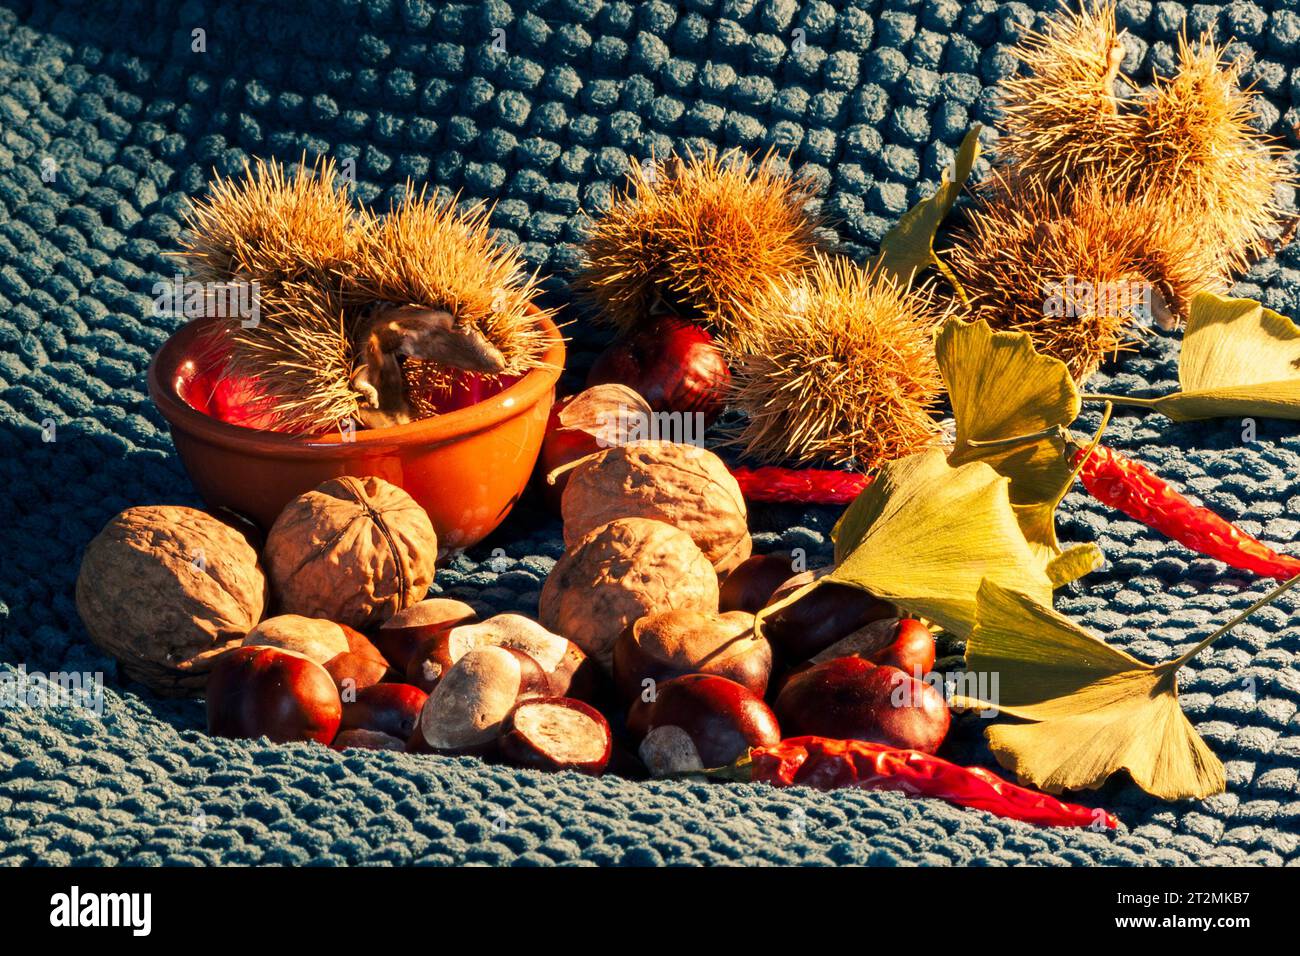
993 1 1139 193
1133 34 1297 275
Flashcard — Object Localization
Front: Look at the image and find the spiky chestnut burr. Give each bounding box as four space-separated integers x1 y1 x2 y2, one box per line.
176 157 362 430
993 1 1137 193
176 159 553 432
1134 34 1296 274
946 175 1214 381
177 154 357 288
349 189 554 423
576 148 820 354
726 254 946 470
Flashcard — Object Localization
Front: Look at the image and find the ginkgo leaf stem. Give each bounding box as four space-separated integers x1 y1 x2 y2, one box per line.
965 424 1067 449
1080 392 1165 408
1170 572 1300 669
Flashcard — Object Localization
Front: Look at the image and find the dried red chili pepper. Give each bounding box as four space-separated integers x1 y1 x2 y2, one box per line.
730 466 873 505
710 736 1116 830
1072 442 1300 580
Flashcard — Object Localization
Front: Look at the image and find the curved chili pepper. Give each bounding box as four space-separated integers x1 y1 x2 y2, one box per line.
1072 443 1300 580
730 466 874 505
721 737 1116 829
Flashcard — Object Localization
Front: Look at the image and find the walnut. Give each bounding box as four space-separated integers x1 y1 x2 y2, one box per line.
75 506 269 696
540 517 719 668
263 476 437 629
561 440 752 573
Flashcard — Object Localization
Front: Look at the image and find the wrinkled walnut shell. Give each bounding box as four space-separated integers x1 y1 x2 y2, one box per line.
561 441 752 574
263 476 438 630
540 517 719 669
76 506 269 696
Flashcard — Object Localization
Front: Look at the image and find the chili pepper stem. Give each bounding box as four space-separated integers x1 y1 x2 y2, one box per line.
1169 571 1300 670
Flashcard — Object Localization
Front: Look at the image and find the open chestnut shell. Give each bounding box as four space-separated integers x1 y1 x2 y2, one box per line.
410 645 550 756
499 697 612 774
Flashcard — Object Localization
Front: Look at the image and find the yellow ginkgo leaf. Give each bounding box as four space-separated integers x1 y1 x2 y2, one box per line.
936 317 1101 585
938 316 1080 504
956 578 1300 800
873 127 981 289
808 449 1054 638
1154 291 1300 421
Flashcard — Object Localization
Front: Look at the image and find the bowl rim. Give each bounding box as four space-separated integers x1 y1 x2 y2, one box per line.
148 304 565 458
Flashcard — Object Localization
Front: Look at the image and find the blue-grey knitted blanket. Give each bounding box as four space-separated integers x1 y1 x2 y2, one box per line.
2 0 1299 866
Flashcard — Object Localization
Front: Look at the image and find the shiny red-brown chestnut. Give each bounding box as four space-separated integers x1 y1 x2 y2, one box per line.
719 553 800 615
586 316 730 427
539 384 653 510
762 572 897 663
339 682 428 742
795 618 937 678
242 615 391 691
499 697 612 774
774 656 949 754
207 645 342 745
375 598 478 671
865 619 935 676
627 673 780 776
612 608 772 702
410 646 551 756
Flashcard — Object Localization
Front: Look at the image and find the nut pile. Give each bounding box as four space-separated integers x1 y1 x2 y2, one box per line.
77 402 948 779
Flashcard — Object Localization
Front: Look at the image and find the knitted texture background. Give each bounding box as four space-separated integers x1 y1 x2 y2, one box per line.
2 0 1300 865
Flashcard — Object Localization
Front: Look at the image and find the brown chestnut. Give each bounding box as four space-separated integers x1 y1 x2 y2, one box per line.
207 645 342 745
719 553 800 614
762 570 897 662
499 697 612 774
586 316 730 426
376 598 478 671
806 618 936 677
612 608 772 702
243 614 390 692
627 673 780 776
774 656 950 754
339 682 428 742
405 614 596 698
410 646 550 755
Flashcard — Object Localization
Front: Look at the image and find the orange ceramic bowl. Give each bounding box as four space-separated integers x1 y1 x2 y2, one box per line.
148 308 565 553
